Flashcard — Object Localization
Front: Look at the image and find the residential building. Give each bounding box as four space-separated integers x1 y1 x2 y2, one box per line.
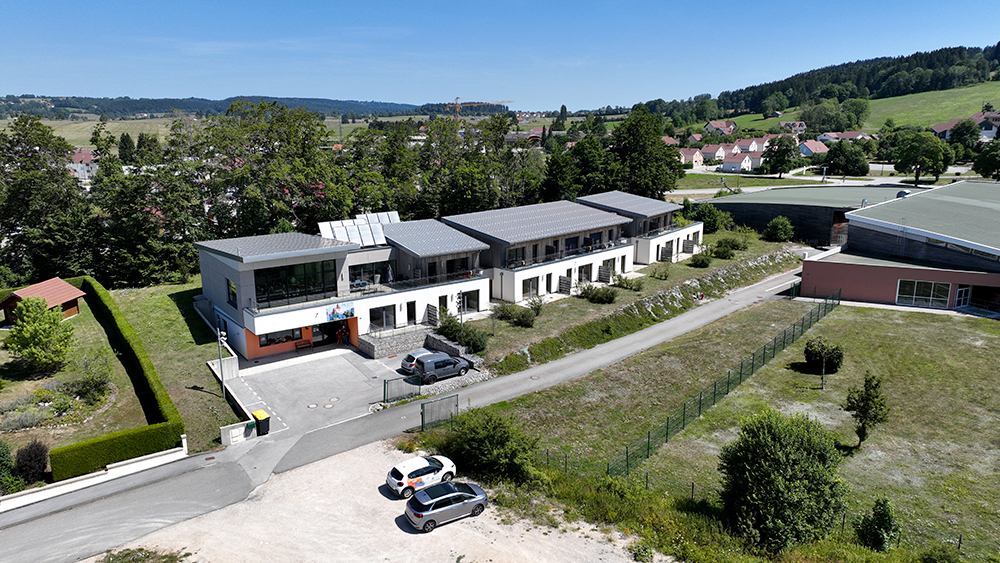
678 147 704 166
817 131 870 143
705 120 737 135
688 133 703 143
799 139 829 157
779 121 807 134
700 144 727 161
442 201 632 302
720 153 752 172
1 277 86 325
68 149 98 188
576 191 703 265
661 136 679 145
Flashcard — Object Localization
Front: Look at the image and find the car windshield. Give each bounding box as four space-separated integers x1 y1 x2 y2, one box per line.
407 498 432 513
423 456 442 468
453 482 475 495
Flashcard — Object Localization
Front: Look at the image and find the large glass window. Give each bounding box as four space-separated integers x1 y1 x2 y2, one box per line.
349 260 396 287
369 305 396 330
226 279 237 308
522 277 538 299
506 247 525 266
446 257 469 274
254 260 338 308
896 280 950 308
258 328 302 347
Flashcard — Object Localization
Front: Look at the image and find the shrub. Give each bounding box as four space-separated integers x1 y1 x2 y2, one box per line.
51 396 73 416
66 371 111 406
854 496 901 552
4 296 76 374
578 284 617 304
492 301 519 322
510 306 536 328
98 548 191 563
32 388 54 403
645 262 670 280
690 253 713 268
804 337 845 373
763 215 795 242
436 313 489 353
0 409 45 432
0 473 27 496
14 439 49 484
919 544 962 563
692 203 735 234
716 235 749 251
713 245 735 259
526 296 544 317
0 440 13 477
719 409 846 553
438 408 540 483
612 273 643 291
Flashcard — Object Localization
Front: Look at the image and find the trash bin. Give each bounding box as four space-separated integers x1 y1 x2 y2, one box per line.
252 409 270 436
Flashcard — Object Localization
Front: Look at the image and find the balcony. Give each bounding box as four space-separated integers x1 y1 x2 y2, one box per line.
505 238 631 270
247 270 485 314
636 222 699 239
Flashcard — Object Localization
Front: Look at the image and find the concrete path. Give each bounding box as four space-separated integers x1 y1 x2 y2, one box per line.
0 267 807 563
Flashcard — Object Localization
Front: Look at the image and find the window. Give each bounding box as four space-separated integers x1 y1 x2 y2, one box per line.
258 328 302 347
226 279 237 308
896 280 950 308
254 260 338 308
522 277 539 299
588 232 603 245
446 257 469 274
459 290 478 313
349 260 396 286
578 264 592 282
506 247 525 266
369 305 396 330
564 237 579 252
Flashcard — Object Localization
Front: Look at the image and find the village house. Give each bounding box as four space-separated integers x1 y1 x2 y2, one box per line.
678 147 704 167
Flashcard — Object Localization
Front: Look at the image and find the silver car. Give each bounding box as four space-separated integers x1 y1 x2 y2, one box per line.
404 481 488 532
400 348 433 374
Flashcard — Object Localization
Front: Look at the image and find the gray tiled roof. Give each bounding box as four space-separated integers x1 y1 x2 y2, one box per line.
442 200 630 246
847 180 1000 252
194 232 358 263
576 190 681 218
383 220 489 258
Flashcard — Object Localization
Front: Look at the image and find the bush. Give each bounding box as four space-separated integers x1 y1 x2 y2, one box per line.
691 203 735 234
510 306 536 328
763 215 795 242
690 253 713 268
526 296 544 317
438 408 540 483
854 496 901 552
492 301 518 322
436 313 489 353
0 440 13 477
719 409 846 553
713 245 735 259
4 296 76 373
716 235 749 251
68 350 114 405
612 273 643 291
0 473 27 496
804 337 845 373
645 262 670 280
578 284 617 304
919 544 961 563
14 439 49 484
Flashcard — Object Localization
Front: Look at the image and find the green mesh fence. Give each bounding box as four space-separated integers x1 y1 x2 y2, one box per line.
421 394 459 431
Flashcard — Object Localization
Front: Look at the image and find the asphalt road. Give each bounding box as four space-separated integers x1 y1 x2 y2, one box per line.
0 266 806 563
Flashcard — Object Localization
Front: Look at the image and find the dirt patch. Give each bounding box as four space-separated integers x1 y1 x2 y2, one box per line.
83 440 656 563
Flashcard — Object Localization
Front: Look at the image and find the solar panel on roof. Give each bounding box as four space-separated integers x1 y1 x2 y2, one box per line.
333 226 348 241
360 225 375 246
345 225 363 245
318 222 334 239
371 223 386 245
388 211 400 223
377 212 390 223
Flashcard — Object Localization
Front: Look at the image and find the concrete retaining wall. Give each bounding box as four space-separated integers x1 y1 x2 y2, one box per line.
424 333 485 368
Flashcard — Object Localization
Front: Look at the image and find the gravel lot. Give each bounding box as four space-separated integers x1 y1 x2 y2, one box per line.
83 440 650 563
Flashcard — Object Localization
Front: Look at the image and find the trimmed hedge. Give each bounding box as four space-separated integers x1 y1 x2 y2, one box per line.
49 276 184 481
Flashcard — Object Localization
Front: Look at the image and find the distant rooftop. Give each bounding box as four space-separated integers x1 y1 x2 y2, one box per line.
576 190 681 219
442 200 629 246
383 220 489 259
847 180 1000 252
710 185 931 208
194 232 358 264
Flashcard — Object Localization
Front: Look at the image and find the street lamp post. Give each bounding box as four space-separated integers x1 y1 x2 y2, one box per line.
457 290 465 336
217 325 227 399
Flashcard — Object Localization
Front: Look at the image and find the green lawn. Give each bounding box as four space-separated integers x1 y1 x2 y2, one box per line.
0 299 144 451
867 81 1000 131
111 276 241 452
675 173 810 190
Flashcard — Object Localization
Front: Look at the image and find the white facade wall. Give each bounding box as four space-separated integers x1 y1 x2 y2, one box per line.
633 222 704 264
488 244 633 302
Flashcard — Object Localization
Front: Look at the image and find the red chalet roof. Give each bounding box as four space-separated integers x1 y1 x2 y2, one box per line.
2 278 86 311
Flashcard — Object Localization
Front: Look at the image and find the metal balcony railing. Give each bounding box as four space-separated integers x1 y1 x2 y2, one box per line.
506 238 630 270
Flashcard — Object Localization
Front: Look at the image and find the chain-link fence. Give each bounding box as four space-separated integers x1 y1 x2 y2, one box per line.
421 394 459 431
604 289 841 477
384 375 422 403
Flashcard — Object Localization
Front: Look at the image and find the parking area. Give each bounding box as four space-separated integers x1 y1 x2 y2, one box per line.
227 346 399 434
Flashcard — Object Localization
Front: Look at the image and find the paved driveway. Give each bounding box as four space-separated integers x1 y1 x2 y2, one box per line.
228 347 398 434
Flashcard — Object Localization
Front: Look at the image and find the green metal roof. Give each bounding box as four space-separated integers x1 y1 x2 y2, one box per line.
709 184 930 208
847 181 1000 252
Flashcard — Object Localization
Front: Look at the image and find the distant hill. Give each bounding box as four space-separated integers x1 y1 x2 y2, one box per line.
0 95 419 119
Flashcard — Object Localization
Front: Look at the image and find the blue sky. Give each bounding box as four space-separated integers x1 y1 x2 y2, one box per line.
3 1 997 111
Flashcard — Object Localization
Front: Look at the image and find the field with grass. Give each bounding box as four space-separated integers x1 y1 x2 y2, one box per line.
111 276 241 452
489 302 1000 560
675 173 810 191
1 118 177 149
0 299 144 451
470 233 793 365
867 81 1000 131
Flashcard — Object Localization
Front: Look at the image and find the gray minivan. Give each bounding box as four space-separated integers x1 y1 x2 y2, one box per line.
414 353 470 384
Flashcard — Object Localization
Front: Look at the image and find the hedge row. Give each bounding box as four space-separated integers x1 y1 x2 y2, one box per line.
492 250 801 375
49 276 184 481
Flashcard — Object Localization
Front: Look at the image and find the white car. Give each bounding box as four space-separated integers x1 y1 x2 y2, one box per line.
386 455 457 499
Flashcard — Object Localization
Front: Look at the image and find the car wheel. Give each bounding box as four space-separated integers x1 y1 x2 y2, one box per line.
459 367 468 376
471 504 485 517
441 472 453 482
425 375 437 384
401 487 414 499
422 520 437 533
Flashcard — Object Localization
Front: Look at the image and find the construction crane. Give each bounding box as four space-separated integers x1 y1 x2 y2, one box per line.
444 97 514 120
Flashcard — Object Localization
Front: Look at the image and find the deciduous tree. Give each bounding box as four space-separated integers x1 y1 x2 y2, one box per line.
843 370 890 447
894 132 951 184
973 139 1000 179
762 135 798 178
4 296 76 373
610 104 684 199
825 140 870 176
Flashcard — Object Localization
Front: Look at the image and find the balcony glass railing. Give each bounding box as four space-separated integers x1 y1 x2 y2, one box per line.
247 270 485 313
636 222 698 239
505 238 630 270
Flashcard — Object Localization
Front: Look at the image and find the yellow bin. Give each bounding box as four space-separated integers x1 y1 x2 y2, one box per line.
252 409 271 436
